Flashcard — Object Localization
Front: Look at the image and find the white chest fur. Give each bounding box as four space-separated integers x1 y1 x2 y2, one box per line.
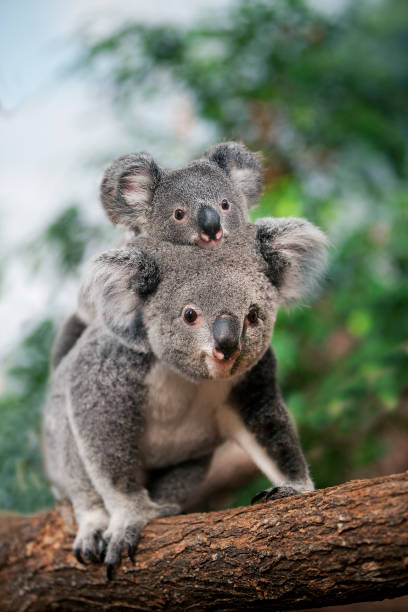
143 362 234 469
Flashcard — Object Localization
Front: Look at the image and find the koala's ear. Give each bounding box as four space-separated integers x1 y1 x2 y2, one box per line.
100 154 162 232
255 217 329 306
204 141 263 209
79 248 160 343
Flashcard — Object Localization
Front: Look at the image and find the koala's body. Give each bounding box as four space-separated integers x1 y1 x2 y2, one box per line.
51 142 263 369
44 218 328 577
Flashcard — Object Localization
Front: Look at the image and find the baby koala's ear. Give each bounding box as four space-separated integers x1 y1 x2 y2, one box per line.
79 248 160 343
255 217 329 306
204 141 263 209
100 154 162 232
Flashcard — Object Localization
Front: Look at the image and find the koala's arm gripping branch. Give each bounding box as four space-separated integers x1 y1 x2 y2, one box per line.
1 472 408 611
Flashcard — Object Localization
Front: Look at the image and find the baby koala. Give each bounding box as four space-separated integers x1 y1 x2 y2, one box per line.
51 142 263 368
43 217 328 579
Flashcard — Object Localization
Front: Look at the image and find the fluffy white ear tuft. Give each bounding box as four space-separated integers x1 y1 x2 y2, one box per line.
205 141 263 209
255 217 329 306
100 154 162 232
120 170 154 209
78 248 160 344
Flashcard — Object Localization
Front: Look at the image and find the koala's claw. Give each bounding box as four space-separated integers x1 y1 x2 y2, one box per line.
251 486 298 505
127 543 137 565
104 547 122 581
93 530 107 562
74 548 88 565
73 509 109 566
73 529 108 566
106 562 116 581
103 523 142 579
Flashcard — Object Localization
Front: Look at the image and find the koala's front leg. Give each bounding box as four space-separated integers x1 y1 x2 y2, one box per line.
68 352 179 577
223 347 314 504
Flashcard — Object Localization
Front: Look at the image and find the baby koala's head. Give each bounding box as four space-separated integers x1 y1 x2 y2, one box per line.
100 142 263 247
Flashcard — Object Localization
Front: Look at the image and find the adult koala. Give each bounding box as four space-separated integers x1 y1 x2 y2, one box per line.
51 142 263 368
43 217 328 579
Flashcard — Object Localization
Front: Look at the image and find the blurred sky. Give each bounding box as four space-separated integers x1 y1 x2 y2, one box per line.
0 0 230 235
0 0 231 363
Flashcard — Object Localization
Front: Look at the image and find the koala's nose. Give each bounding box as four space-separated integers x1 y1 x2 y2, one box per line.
213 316 240 360
198 206 222 241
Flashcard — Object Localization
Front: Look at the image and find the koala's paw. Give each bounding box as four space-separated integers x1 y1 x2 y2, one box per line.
103 502 181 579
103 521 143 579
73 508 109 565
251 485 299 505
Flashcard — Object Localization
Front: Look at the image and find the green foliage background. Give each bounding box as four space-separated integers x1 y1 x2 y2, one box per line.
1 0 407 512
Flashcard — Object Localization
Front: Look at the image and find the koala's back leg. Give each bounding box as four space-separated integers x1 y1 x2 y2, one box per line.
44 405 109 564
147 454 213 510
51 313 87 370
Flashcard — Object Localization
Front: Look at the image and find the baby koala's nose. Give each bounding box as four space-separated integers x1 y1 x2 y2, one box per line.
213 316 240 360
198 206 222 241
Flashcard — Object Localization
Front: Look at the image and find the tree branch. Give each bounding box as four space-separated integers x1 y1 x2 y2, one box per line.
1 472 408 611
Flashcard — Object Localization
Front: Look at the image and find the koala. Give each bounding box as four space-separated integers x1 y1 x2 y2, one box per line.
51 142 263 369
43 217 328 579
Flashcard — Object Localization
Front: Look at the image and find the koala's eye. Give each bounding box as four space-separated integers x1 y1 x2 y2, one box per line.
247 307 259 325
174 208 186 221
183 307 198 325
220 199 230 211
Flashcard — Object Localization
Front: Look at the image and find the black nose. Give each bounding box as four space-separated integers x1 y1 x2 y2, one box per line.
213 316 240 359
198 206 221 240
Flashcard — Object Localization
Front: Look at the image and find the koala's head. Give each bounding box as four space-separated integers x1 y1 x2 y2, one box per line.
100 142 263 247
90 217 328 382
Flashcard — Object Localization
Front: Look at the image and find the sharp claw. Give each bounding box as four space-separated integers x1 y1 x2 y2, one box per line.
74 548 87 565
106 563 115 581
92 531 107 563
99 543 107 563
127 544 136 565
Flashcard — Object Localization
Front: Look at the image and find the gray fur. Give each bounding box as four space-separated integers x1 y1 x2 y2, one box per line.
204 141 263 209
255 217 329 305
101 153 162 233
44 217 327 575
50 313 87 369
101 141 263 237
51 142 263 370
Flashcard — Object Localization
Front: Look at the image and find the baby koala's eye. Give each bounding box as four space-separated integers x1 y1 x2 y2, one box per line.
247 307 259 325
220 199 230 211
183 307 198 325
174 208 186 221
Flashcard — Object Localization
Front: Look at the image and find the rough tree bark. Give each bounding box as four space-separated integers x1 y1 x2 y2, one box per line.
1 472 408 611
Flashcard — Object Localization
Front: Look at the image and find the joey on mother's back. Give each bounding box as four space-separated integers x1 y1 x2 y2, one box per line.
102 140 262 246
51 141 263 369
43 217 328 578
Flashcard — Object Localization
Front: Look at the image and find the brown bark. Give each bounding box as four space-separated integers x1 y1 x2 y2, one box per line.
1 472 408 611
